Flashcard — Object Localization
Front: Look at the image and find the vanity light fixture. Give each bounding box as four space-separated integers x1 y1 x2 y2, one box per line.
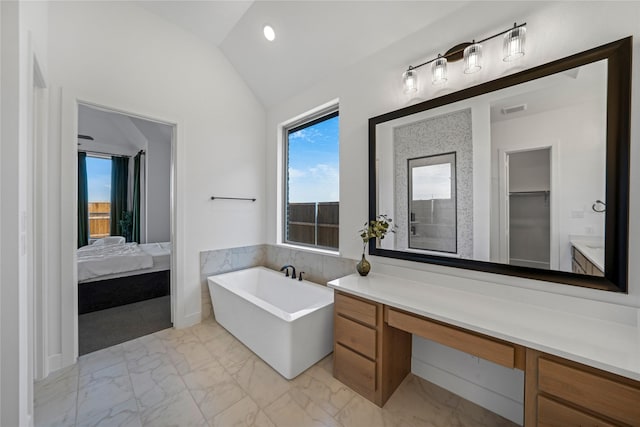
402 22 526 90
263 25 276 41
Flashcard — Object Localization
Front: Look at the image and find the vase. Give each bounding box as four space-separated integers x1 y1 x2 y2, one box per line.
356 253 371 276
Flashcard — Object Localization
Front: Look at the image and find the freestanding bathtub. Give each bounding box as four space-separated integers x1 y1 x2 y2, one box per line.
207 266 334 379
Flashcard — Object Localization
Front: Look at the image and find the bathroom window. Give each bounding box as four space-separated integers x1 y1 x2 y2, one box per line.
283 107 339 250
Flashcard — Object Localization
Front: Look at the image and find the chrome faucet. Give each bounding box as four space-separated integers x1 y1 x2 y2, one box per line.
279 265 297 279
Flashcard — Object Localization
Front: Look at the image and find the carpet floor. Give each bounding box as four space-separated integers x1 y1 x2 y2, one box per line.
79 295 172 355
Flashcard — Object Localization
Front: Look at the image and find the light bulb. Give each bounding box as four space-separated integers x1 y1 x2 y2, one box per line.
263 25 276 42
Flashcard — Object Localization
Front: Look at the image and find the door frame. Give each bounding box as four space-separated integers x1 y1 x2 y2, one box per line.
59 88 184 366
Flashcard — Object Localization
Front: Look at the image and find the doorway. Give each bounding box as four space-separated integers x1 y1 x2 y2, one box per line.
76 104 175 355
505 148 551 270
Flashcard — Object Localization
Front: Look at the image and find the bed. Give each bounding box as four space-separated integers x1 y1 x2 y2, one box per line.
78 239 171 314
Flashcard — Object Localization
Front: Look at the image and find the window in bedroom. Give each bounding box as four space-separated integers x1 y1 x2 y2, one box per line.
284 107 339 251
86 156 112 239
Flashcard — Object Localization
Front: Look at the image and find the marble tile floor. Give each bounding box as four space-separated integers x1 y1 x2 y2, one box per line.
35 318 518 427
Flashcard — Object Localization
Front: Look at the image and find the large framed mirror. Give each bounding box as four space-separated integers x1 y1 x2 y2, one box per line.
369 37 631 292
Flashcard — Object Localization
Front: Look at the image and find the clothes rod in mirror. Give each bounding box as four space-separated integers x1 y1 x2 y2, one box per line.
210 196 256 202
403 22 526 91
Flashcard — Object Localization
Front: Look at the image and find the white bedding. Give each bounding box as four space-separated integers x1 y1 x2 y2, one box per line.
139 242 171 270
77 242 154 282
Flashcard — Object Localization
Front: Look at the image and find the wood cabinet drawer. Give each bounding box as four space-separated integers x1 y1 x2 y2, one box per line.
386 308 516 369
572 259 585 275
538 358 640 426
334 343 376 400
538 395 616 427
592 264 604 277
335 292 377 326
335 314 376 360
573 247 588 271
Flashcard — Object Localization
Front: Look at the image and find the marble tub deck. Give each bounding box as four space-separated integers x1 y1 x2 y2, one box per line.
34 318 517 427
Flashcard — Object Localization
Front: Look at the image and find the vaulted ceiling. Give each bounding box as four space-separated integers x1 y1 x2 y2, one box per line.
135 1 471 107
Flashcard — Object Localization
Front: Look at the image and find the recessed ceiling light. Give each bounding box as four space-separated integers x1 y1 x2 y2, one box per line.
263 25 275 42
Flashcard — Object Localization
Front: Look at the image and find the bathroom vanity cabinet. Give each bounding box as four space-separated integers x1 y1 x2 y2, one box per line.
330 277 640 426
333 291 411 406
571 245 604 277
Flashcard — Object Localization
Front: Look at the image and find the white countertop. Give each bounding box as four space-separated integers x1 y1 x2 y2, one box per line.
571 240 604 272
328 273 640 381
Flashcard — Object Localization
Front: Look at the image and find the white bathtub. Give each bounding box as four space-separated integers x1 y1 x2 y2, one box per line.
207 266 334 379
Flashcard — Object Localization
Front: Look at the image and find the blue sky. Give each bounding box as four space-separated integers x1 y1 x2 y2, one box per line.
86 156 111 202
288 115 339 203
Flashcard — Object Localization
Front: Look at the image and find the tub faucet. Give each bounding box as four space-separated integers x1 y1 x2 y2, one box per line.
280 265 296 279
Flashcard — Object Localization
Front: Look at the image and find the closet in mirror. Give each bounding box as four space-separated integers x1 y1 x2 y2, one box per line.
369 37 631 292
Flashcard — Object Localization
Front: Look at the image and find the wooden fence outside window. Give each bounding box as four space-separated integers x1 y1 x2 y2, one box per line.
89 202 110 238
287 201 339 249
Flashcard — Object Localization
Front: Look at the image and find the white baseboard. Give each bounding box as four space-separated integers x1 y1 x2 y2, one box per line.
47 353 63 374
175 311 201 329
412 357 523 425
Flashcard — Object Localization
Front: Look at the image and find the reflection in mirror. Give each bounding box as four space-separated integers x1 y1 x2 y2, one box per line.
375 60 608 276
370 37 631 292
409 153 457 253
491 61 606 277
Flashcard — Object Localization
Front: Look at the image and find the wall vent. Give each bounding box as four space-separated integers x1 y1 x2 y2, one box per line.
501 104 527 115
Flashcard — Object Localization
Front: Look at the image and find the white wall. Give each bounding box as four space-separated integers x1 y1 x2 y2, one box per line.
1 0 49 424
46 1 266 371
266 2 640 423
1 5 22 425
143 124 171 243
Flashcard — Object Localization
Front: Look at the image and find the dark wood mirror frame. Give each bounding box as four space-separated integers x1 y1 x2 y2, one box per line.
368 37 631 292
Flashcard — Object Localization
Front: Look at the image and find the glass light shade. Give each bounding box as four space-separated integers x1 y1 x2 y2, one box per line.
431 56 448 85
503 26 526 62
402 69 418 93
463 43 482 74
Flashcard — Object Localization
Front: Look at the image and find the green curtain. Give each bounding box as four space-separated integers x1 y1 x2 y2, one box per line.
132 152 142 243
110 156 129 238
77 152 89 248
